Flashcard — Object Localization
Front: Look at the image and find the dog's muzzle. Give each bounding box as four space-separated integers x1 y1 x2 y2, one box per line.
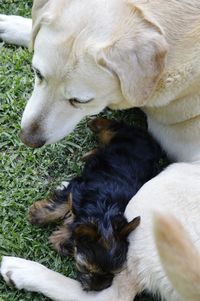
20 122 46 148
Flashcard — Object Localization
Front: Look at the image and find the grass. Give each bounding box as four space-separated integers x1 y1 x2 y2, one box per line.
0 1 159 300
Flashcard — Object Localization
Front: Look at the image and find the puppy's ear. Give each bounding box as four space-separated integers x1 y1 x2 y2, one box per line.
30 0 51 50
98 5 168 107
88 118 113 133
119 216 141 239
74 224 99 241
112 215 141 239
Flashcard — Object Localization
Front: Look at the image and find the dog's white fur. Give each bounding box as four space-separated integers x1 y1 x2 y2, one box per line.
1 0 200 300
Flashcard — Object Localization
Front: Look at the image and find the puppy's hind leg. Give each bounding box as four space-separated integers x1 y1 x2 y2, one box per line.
29 182 72 226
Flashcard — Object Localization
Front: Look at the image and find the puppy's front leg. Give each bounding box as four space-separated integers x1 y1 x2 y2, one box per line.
1 257 136 301
29 182 72 225
0 15 32 47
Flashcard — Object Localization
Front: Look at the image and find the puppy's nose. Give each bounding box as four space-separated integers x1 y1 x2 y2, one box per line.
20 124 46 148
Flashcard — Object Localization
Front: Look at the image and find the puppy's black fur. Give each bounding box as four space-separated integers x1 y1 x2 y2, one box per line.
29 118 167 292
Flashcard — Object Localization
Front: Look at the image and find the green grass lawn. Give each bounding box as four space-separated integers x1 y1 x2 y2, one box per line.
0 1 158 300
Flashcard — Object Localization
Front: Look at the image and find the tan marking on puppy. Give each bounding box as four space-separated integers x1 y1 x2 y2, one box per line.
99 236 113 251
63 209 74 226
98 130 116 145
76 260 101 274
49 225 72 255
29 197 71 225
88 118 116 144
74 224 99 241
81 149 98 161
88 118 114 133
75 252 101 274
119 216 141 239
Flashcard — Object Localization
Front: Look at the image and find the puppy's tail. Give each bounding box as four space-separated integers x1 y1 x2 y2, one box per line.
153 212 200 301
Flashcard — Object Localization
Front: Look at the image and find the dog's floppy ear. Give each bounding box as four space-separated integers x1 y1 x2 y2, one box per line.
98 5 168 107
30 0 51 50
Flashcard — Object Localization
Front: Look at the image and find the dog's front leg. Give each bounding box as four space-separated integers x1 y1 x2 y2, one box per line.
1 256 136 301
0 15 31 47
1 256 82 301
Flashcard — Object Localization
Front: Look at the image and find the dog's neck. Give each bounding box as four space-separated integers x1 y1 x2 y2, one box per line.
126 0 200 162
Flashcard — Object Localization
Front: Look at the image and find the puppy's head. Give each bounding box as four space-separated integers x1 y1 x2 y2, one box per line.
73 215 140 291
21 0 168 147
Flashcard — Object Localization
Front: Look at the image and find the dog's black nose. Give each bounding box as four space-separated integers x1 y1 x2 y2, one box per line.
20 130 46 148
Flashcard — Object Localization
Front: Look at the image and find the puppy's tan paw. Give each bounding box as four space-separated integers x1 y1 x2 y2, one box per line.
49 227 73 256
29 199 56 225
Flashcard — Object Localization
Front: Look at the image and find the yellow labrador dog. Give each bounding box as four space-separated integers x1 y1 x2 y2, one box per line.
1 0 200 300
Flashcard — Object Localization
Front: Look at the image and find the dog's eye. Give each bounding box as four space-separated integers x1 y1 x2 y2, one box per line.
69 98 93 107
34 68 44 81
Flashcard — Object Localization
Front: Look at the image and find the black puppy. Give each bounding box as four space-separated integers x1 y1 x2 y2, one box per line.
29 118 166 292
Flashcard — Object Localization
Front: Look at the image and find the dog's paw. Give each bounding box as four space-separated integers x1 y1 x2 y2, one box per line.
0 256 46 291
0 15 31 47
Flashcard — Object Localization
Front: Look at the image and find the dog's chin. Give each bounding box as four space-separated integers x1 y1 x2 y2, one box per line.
45 134 68 145
44 123 80 145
